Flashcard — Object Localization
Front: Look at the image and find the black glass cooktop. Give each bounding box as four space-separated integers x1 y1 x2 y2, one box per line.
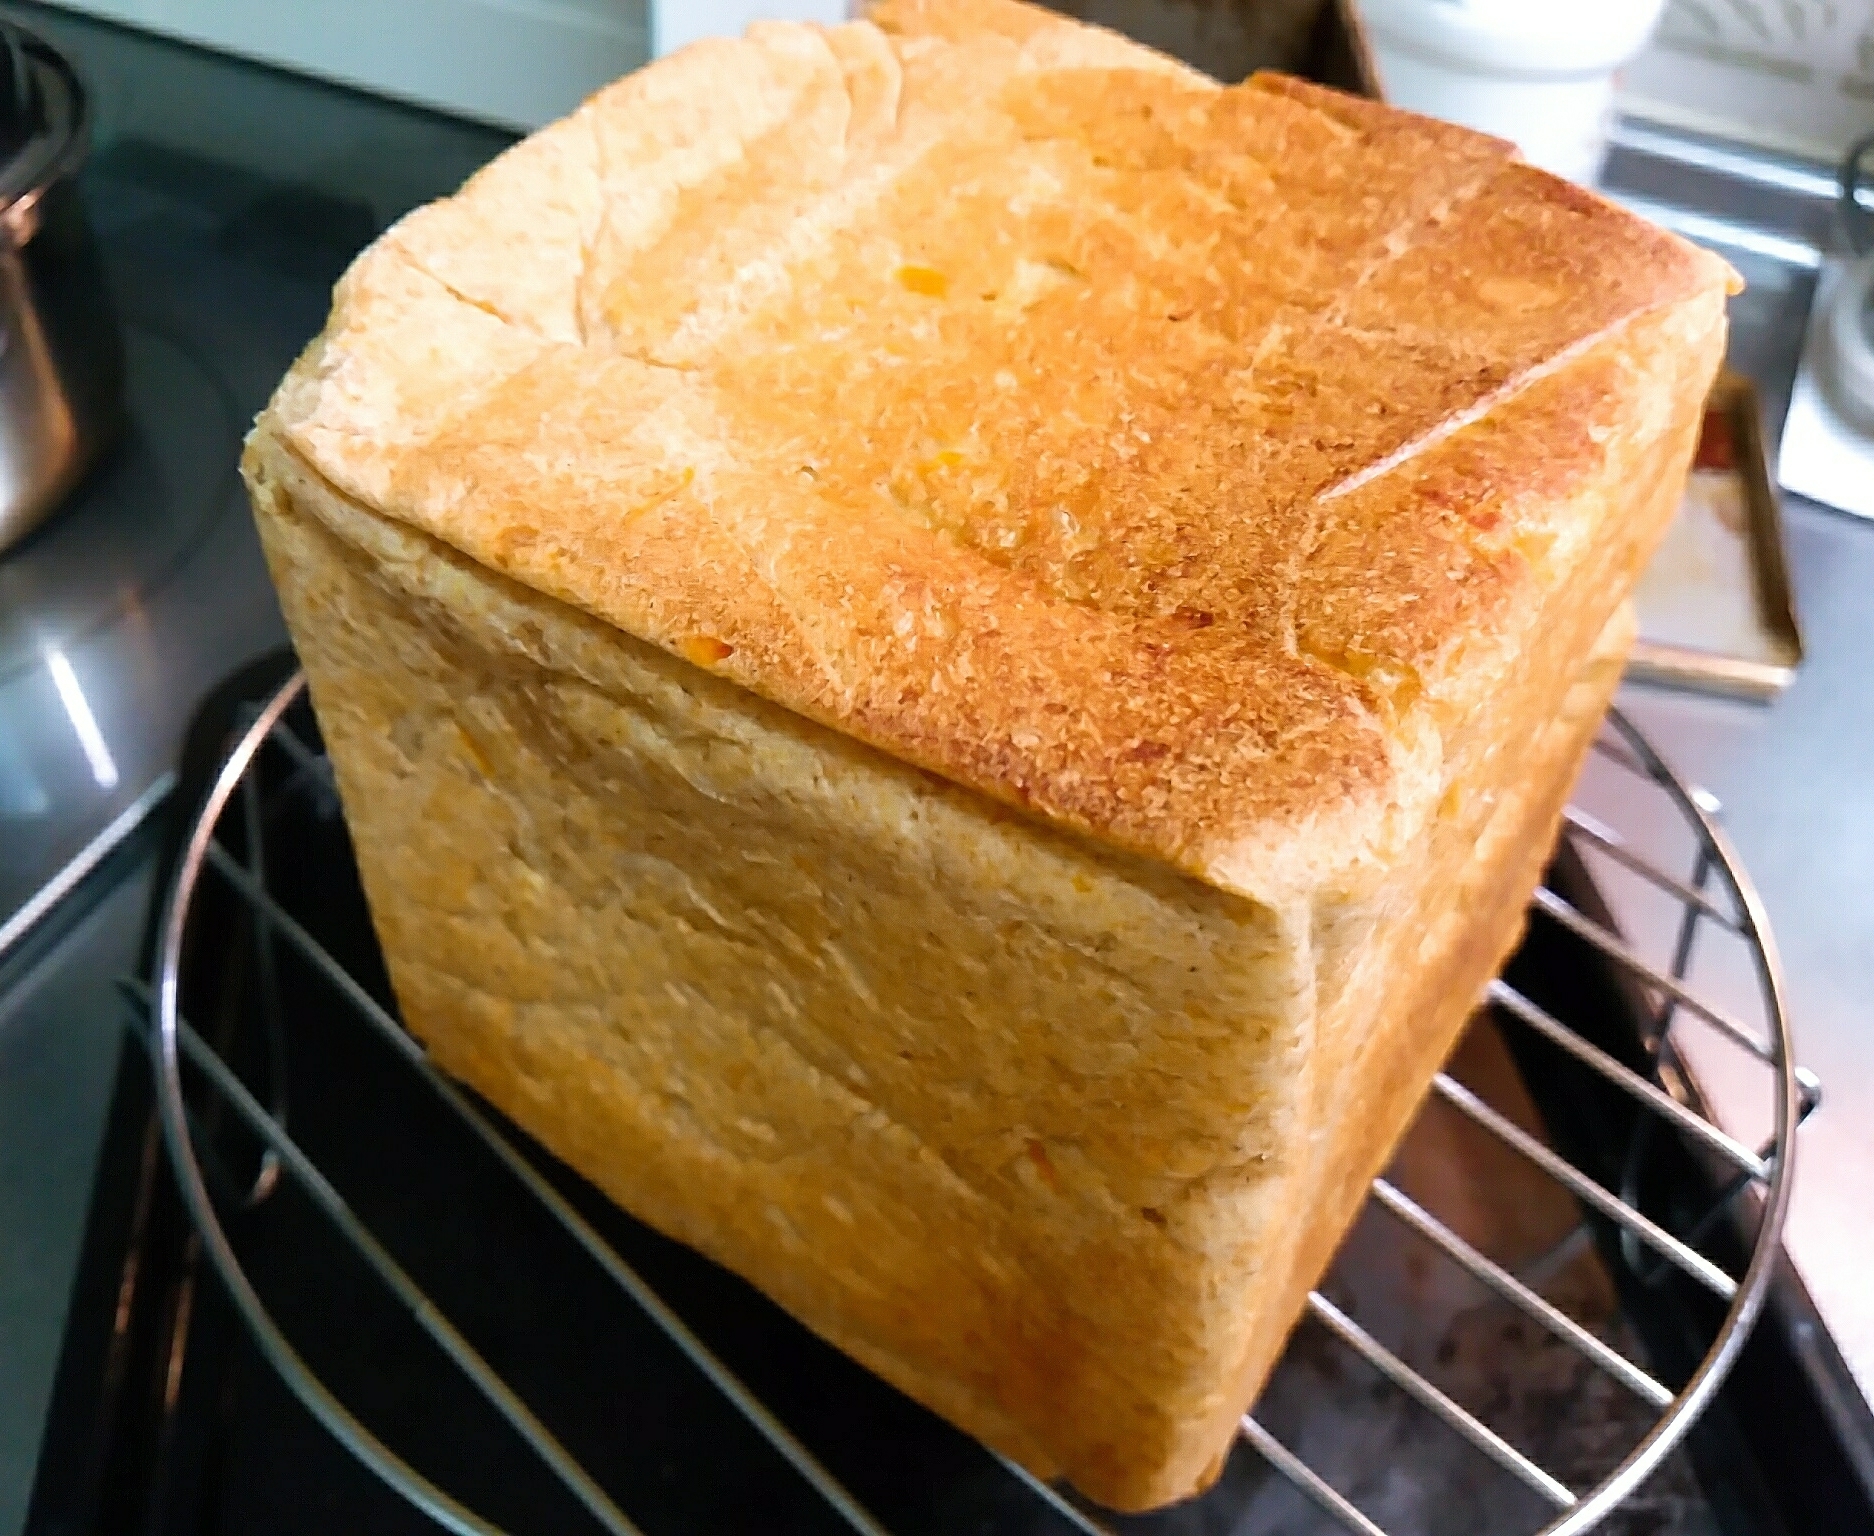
0 0 511 935
0 8 510 1526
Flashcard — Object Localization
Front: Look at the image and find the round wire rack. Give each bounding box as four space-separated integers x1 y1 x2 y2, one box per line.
140 670 1813 1536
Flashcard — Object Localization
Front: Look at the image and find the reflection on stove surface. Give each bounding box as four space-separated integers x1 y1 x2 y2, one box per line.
0 320 243 679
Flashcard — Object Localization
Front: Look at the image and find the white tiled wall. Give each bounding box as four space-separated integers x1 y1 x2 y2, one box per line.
1620 0 1874 160
653 0 847 55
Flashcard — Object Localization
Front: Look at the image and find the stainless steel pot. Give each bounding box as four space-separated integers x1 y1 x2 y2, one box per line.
0 20 122 557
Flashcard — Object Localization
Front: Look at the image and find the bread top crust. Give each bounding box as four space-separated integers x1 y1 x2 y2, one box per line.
258 0 1732 903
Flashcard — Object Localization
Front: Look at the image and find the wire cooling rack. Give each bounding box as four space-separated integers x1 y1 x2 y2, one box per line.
135 670 1813 1536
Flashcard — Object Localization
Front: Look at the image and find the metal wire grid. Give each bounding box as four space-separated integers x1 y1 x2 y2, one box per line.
138 671 1810 1536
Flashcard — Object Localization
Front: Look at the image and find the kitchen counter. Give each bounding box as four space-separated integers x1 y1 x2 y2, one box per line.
1615 509 1874 1400
1595 125 1874 1464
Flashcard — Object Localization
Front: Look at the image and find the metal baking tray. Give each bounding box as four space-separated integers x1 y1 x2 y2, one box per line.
1629 372 1805 701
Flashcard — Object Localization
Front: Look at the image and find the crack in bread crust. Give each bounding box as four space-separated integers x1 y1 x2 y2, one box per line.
268 6 1731 906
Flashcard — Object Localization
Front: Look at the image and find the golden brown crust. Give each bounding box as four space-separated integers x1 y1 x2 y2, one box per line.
261 0 1731 906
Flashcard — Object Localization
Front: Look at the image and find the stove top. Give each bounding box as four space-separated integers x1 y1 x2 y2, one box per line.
0 1 511 946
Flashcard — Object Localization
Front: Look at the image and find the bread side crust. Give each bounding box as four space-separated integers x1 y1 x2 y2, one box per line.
247 433 1306 1487
249 420 1639 1508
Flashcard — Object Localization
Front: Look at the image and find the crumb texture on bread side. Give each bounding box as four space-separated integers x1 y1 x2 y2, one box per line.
262 0 1732 909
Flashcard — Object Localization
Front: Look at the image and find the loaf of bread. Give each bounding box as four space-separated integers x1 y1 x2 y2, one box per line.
242 0 1732 1510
